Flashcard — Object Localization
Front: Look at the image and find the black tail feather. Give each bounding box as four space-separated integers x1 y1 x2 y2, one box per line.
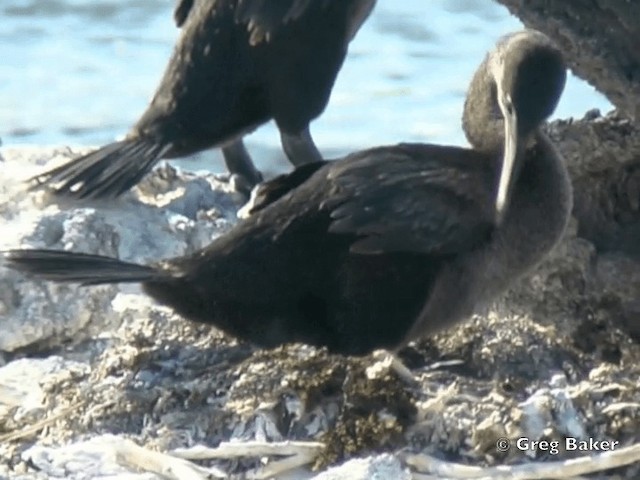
30 138 171 200
2 249 162 285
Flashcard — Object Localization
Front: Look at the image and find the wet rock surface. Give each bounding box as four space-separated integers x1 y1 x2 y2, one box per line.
0 140 639 478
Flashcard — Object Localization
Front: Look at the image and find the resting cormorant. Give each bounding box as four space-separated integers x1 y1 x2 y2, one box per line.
4 30 571 356
29 0 376 198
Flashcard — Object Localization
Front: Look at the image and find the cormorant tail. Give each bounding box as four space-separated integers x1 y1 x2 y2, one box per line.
3 249 163 286
30 138 172 200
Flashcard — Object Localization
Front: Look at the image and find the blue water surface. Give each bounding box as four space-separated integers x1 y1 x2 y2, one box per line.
0 0 612 173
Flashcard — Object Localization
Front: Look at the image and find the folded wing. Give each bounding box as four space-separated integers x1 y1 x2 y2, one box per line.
324 144 497 255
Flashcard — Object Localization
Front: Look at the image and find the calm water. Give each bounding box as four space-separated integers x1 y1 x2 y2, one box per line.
0 0 612 174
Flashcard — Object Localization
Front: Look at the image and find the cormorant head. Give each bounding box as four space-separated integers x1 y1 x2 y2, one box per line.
489 30 566 223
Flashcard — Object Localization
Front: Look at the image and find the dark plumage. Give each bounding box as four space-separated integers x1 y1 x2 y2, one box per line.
4 30 572 356
30 0 376 199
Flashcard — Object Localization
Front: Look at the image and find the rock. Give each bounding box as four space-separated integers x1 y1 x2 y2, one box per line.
544 111 640 260
0 147 237 353
0 357 89 428
310 454 410 480
495 0 640 119
1 139 640 480
21 435 159 480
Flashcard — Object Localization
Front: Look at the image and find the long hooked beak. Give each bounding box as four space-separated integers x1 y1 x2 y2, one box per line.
495 92 518 225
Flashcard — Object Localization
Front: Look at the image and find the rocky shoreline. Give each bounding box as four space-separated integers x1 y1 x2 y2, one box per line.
1 108 640 479
3 0 640 475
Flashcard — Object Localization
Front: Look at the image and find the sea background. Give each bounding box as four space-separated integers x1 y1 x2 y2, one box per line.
0 0 612 175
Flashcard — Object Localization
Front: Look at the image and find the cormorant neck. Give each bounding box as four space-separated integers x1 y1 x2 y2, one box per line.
505 129 572 255
459 128 571 308
462 57 504 155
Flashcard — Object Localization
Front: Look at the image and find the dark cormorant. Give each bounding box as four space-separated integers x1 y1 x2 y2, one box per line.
4 30 572 356
29 0 376 198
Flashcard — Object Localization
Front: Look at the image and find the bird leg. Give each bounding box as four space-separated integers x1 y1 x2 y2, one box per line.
280 127 323 166
222 140 264 197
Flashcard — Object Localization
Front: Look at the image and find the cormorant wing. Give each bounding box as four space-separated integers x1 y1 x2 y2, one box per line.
235 0 332 44
324 144 497 255
174 0 194 27
242 161 329 216
174 0 331 39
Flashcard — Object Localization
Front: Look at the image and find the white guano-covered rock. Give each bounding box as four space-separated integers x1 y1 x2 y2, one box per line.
0 146 238 353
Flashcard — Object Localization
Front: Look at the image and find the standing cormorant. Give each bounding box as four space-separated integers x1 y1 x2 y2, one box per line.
4 30 571 356
29 0 376 198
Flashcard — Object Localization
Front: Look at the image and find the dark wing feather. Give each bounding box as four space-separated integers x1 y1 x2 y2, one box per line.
235 0 332 44
175 0 347 41
324 144 497 255
243 161 329 215
174 0 195 27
